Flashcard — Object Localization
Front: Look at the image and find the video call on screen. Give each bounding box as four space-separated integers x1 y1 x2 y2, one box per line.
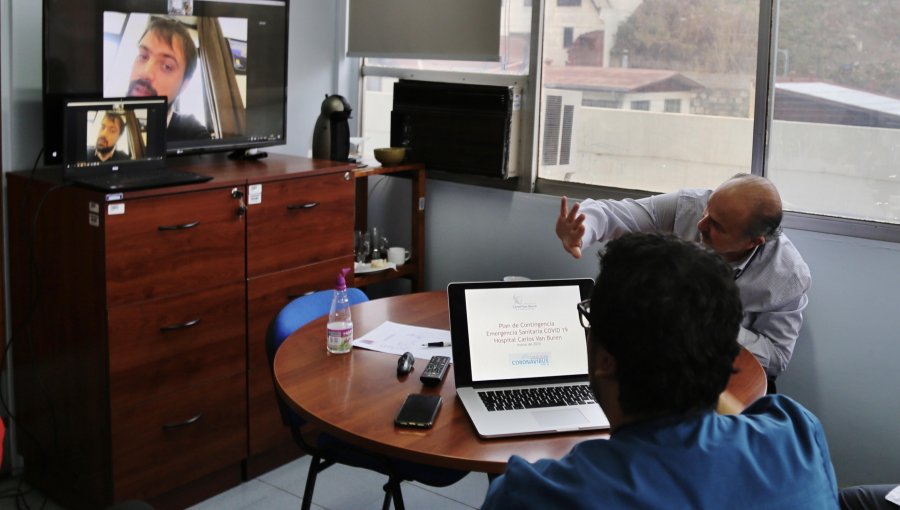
44 0 287 159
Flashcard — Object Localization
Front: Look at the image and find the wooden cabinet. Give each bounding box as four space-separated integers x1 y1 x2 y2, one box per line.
104 189 245 305
246 171 355 458
7 155 355 509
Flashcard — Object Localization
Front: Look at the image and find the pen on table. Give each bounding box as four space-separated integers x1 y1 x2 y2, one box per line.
421 341 451 347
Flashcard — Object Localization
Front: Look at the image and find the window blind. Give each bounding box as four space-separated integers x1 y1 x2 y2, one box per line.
347 0 502 61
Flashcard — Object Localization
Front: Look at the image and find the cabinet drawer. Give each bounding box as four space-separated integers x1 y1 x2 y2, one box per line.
247 173 354 277
105 188 244 305
111 372 246 501
246 256 354 455
108 282 245 410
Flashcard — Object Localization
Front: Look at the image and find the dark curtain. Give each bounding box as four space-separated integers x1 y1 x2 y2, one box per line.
123 110 146 159
198 18 245 137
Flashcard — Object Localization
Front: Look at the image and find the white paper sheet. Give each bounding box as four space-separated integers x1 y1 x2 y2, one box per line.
886 485 900 506
353 320 453 361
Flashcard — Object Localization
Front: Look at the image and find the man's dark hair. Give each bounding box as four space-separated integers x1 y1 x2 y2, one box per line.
589 232 742 416
142 17 198 81
749 204 783 241
103 112 125 132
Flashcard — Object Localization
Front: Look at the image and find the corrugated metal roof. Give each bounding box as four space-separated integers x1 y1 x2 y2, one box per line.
776 82 900 116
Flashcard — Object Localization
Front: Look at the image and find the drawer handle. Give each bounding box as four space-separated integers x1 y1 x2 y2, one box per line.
158 221 200 231
159 318 201 332
162 412 202 430
286 202 319 211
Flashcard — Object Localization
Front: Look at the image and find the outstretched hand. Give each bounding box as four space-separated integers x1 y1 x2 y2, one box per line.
556 196 586 259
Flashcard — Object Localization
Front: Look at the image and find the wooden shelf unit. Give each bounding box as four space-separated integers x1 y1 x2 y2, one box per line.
352 163 426 291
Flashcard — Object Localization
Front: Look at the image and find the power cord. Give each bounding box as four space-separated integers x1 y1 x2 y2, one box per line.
0 147 67 509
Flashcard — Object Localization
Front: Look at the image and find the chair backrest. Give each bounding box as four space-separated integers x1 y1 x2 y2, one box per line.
265 288 368 429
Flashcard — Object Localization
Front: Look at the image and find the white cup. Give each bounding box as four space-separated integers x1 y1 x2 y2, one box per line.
387 247 411 266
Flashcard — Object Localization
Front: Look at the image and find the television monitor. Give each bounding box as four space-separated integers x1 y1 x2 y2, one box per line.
43 0 289 165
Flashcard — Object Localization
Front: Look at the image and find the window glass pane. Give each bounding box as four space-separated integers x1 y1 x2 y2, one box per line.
360 1 531 161
767 1 900 224
361 76 399 157
664 98 681 113
539 0 758 193
630 100 650 111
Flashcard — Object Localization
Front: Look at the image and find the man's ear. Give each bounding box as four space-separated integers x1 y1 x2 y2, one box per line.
592 344 616 378
749 235 766 248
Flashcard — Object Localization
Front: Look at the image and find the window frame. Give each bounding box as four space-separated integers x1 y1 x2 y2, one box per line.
664 98 681 113
629 100 650 111
357 0 900 243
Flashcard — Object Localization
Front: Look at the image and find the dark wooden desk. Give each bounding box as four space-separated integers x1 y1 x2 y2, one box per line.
273 291 767 474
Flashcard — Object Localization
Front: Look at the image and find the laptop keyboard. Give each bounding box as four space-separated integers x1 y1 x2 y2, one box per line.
477 385 596 411
74 168 211 192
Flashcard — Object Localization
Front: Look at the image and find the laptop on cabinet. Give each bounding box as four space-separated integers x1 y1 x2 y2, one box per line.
448 278 609 438
62 97 211 192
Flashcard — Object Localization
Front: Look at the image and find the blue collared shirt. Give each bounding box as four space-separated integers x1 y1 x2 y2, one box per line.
482 395 838 510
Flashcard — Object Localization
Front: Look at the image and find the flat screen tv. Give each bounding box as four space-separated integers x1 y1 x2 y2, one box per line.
43 0 289 165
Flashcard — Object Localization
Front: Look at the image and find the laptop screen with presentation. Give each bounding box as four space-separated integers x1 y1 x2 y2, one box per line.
62 97 211 191
448 278 609 438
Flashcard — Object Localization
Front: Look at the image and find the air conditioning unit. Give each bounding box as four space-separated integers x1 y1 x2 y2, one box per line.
539 88 582 180
390 80 521 179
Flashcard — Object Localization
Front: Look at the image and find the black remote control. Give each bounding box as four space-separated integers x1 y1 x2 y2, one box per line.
420 355 450 386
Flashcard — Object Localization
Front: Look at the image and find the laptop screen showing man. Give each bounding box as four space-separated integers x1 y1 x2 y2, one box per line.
448 278 609 438
63 97 167 173
62 97 211 191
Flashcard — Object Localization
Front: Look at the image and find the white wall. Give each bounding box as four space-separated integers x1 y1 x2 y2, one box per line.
269 0 360 158
1 0 42 171
779 229 900 485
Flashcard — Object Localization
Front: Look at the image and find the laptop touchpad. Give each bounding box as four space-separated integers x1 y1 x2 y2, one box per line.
532 408 588 427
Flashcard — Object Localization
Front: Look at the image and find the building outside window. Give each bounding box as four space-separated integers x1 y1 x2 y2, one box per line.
766 1 900 224
359 0 900 230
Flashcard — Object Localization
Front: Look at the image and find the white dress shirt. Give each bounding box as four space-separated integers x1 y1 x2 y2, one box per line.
578 189 811 378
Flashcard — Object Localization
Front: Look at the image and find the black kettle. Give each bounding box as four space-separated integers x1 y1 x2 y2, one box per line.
312 94 352 161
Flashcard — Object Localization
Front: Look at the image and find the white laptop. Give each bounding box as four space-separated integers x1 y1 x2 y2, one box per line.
448 278 610 438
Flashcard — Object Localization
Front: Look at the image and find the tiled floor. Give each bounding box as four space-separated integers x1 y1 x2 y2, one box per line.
0 456 490 510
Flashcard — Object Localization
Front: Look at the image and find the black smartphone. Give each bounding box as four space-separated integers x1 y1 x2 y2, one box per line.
394 394 442 428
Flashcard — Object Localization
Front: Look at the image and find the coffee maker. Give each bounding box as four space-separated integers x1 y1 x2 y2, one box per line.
312 94 352 161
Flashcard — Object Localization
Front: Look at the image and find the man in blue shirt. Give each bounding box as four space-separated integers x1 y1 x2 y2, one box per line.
482 232 837 509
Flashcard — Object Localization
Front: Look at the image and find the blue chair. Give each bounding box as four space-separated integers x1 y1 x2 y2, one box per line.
266 289 467 510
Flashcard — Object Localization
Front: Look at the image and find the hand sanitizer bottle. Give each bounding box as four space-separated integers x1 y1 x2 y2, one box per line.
326 268 353 354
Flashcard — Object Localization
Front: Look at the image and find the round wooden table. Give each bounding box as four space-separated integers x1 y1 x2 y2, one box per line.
273 291 767 474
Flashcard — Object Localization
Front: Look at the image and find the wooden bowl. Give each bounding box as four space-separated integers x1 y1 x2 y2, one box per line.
374 147 406 166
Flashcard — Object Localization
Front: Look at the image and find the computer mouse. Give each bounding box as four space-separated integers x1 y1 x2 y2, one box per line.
397 352 415 376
